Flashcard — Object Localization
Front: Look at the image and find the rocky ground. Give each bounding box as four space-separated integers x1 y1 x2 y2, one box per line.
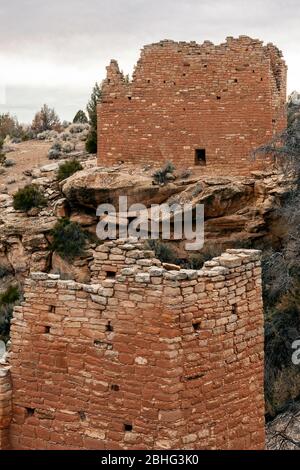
0 140 51 194
266 408 300 449
0 139 297 449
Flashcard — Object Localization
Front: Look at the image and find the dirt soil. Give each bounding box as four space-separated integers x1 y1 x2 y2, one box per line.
0 140 51 194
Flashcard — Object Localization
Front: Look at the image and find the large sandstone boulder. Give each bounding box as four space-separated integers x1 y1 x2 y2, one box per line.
61 168 184 210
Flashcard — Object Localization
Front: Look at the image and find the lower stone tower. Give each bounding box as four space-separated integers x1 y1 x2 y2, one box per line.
1 239 264 449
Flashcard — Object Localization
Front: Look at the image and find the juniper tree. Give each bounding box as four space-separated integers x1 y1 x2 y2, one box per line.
85 83 102 153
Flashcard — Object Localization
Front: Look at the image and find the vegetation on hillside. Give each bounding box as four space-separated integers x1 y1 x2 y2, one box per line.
32 104 61 133
0 113 34 142
13 185 47 212
57 159 83 181
51 218 87 261
0 285 21 342
153 161 175 185
256 99 300 417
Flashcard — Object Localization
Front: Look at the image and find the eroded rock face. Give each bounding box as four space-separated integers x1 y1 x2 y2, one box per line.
165 172 292 248
266 409 300 450
61 167 292 251
0 212 56 283
61 168 184 209
0 164 294 290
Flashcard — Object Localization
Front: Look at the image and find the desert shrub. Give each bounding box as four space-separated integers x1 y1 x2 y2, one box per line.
182 243 224 270
51 218 87 261
37 130 58 141
21 126 36 141
52 141 62 151
153 161 175 185
37 130 59 142
146 240 179 264
0 137 8 164
184 255 204 270
11 137 21 144
62 141 75 154
0 285 20 342
79 130 89 141
68 123 88 134
3 159 15 167
48 140 62 160
13 185 47 212
48 148 61 160
0 113 23 140
60 131 72 142
0 266 10 278
0 285 20 305
57 159 83 181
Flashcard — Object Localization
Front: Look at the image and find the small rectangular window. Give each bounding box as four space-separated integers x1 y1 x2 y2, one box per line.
106 270 116 279
195 149 206 166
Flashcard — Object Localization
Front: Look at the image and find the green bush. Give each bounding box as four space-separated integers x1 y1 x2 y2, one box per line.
153 161 175 185
13 185 47 212
0 285 20 342
57 159 83 181
51 218 87 261
184 255 204 270
147 240 179 264
265 282 300 417
0 285 20 305
0 266 10 279
0 138 5 164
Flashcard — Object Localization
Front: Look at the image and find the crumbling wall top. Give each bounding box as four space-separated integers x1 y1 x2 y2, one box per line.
27 239 261 293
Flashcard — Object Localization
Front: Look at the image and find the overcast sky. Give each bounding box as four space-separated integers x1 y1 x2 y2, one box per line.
0 0 299 123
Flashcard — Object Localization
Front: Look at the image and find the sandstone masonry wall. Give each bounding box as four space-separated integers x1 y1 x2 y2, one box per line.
0 366 12 450
2 239 265 450
98 36 286 174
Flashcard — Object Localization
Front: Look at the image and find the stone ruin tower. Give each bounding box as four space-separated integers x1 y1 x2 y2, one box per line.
97 36 287 173
0 239 265 449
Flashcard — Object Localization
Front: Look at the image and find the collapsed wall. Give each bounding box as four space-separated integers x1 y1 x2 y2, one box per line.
98 36 287 173
1 239 265 450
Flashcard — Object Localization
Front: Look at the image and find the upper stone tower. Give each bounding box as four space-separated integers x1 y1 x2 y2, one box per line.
97 36 287 174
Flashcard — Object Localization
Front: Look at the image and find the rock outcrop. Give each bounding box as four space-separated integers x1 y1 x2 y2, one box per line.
266 408 300 450
62 167 185 209
0 160 294 289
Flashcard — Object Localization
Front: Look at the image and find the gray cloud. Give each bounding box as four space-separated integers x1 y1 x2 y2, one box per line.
0 0 299 122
